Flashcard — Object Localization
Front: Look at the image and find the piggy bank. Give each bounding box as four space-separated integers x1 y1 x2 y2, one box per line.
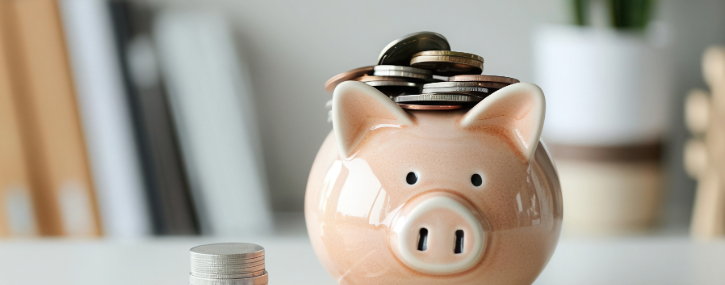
305 81 562 285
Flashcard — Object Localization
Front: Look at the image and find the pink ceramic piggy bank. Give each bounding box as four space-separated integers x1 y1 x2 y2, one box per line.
305 81 562 285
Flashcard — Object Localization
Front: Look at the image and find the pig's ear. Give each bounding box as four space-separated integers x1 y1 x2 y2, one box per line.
460 83 545 161
332 81 413 158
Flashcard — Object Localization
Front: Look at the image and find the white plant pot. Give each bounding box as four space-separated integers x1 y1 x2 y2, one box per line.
534 25 673 146
534 25 674 235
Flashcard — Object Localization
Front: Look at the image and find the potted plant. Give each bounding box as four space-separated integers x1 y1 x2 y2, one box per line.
534 0 672 234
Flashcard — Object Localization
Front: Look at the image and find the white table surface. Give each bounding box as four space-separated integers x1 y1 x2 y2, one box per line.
1 235 724 285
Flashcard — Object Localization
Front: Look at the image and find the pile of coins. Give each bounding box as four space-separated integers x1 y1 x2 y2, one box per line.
325 32 519 112
189 243 268 285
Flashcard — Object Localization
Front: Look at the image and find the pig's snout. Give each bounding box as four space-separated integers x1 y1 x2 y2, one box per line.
389 192 486 275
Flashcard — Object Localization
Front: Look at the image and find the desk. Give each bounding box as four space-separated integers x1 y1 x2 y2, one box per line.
0 236 724 285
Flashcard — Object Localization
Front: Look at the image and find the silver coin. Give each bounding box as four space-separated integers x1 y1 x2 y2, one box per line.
190 243 268 284
192 257 265 265
190 243 264 259
189 273 268 285
364 80 419 87
422 86 490 94
192 261 266 271
378 31 450 66
373 65 432 75
373 70 431 80
191 255 265 264
393 94 480 103
192 269 266 280
423 81 494 88
191 262 266 273
192 270 266 279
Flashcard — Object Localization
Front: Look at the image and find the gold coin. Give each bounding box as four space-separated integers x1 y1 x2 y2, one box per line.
410 55 483 76
412 50 484 62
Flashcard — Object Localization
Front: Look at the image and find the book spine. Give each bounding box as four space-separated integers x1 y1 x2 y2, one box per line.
4 0 102 236
0 2 38 237
108 2 199 235
59 0 150 237
154 11 272 235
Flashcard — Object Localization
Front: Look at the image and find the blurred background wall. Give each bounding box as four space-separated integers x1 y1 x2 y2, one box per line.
140 0 724 226
2 0 725 238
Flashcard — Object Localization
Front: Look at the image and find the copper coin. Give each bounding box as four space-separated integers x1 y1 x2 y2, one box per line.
324 66 374 93
410 55 483 76
412 50 484 62
448 74 520 84
398 103 463 110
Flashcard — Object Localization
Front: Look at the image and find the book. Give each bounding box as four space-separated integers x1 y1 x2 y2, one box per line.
0 2 38 237
108 2 199 235
154 10 272 235
4 0 101 236
59 0 150 237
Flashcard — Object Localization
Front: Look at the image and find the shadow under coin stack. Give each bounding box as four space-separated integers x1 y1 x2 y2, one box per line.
324 32 519 116
190 243 267 285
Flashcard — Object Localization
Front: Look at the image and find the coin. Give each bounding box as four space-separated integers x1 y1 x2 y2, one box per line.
412 50 484 62
421 86 491 95
191 243 264 259
378 31 450 66
355 75 414 82
424 81 498 88
324 66 374 93
373 70 432 80
398 103 463 110
353 75 421 95
373 65 432 74
189 273 268 285
448 74 520 84
424 81 506 91
410 55 483 76
393 94 480 103
190 243 268 285
364 80 418 87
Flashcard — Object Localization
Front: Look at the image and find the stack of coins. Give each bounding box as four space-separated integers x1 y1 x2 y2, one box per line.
190 243 267 285
410 51 484 76
324 32 521 111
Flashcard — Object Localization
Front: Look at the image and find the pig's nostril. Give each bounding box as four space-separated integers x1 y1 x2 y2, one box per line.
417 228 428 251
454 230 464 254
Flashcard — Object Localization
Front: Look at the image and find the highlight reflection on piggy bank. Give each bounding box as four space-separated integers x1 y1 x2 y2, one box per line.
305 81 562 285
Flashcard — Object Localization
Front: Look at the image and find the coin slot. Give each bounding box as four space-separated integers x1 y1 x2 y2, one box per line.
417 228 428 251
454 230 464 254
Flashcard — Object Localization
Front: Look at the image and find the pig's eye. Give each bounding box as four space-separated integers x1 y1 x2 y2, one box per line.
406 172 418 185
471 174 483 187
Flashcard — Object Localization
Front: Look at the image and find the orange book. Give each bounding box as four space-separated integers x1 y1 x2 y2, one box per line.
2 0 101 237
0 2 38 237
